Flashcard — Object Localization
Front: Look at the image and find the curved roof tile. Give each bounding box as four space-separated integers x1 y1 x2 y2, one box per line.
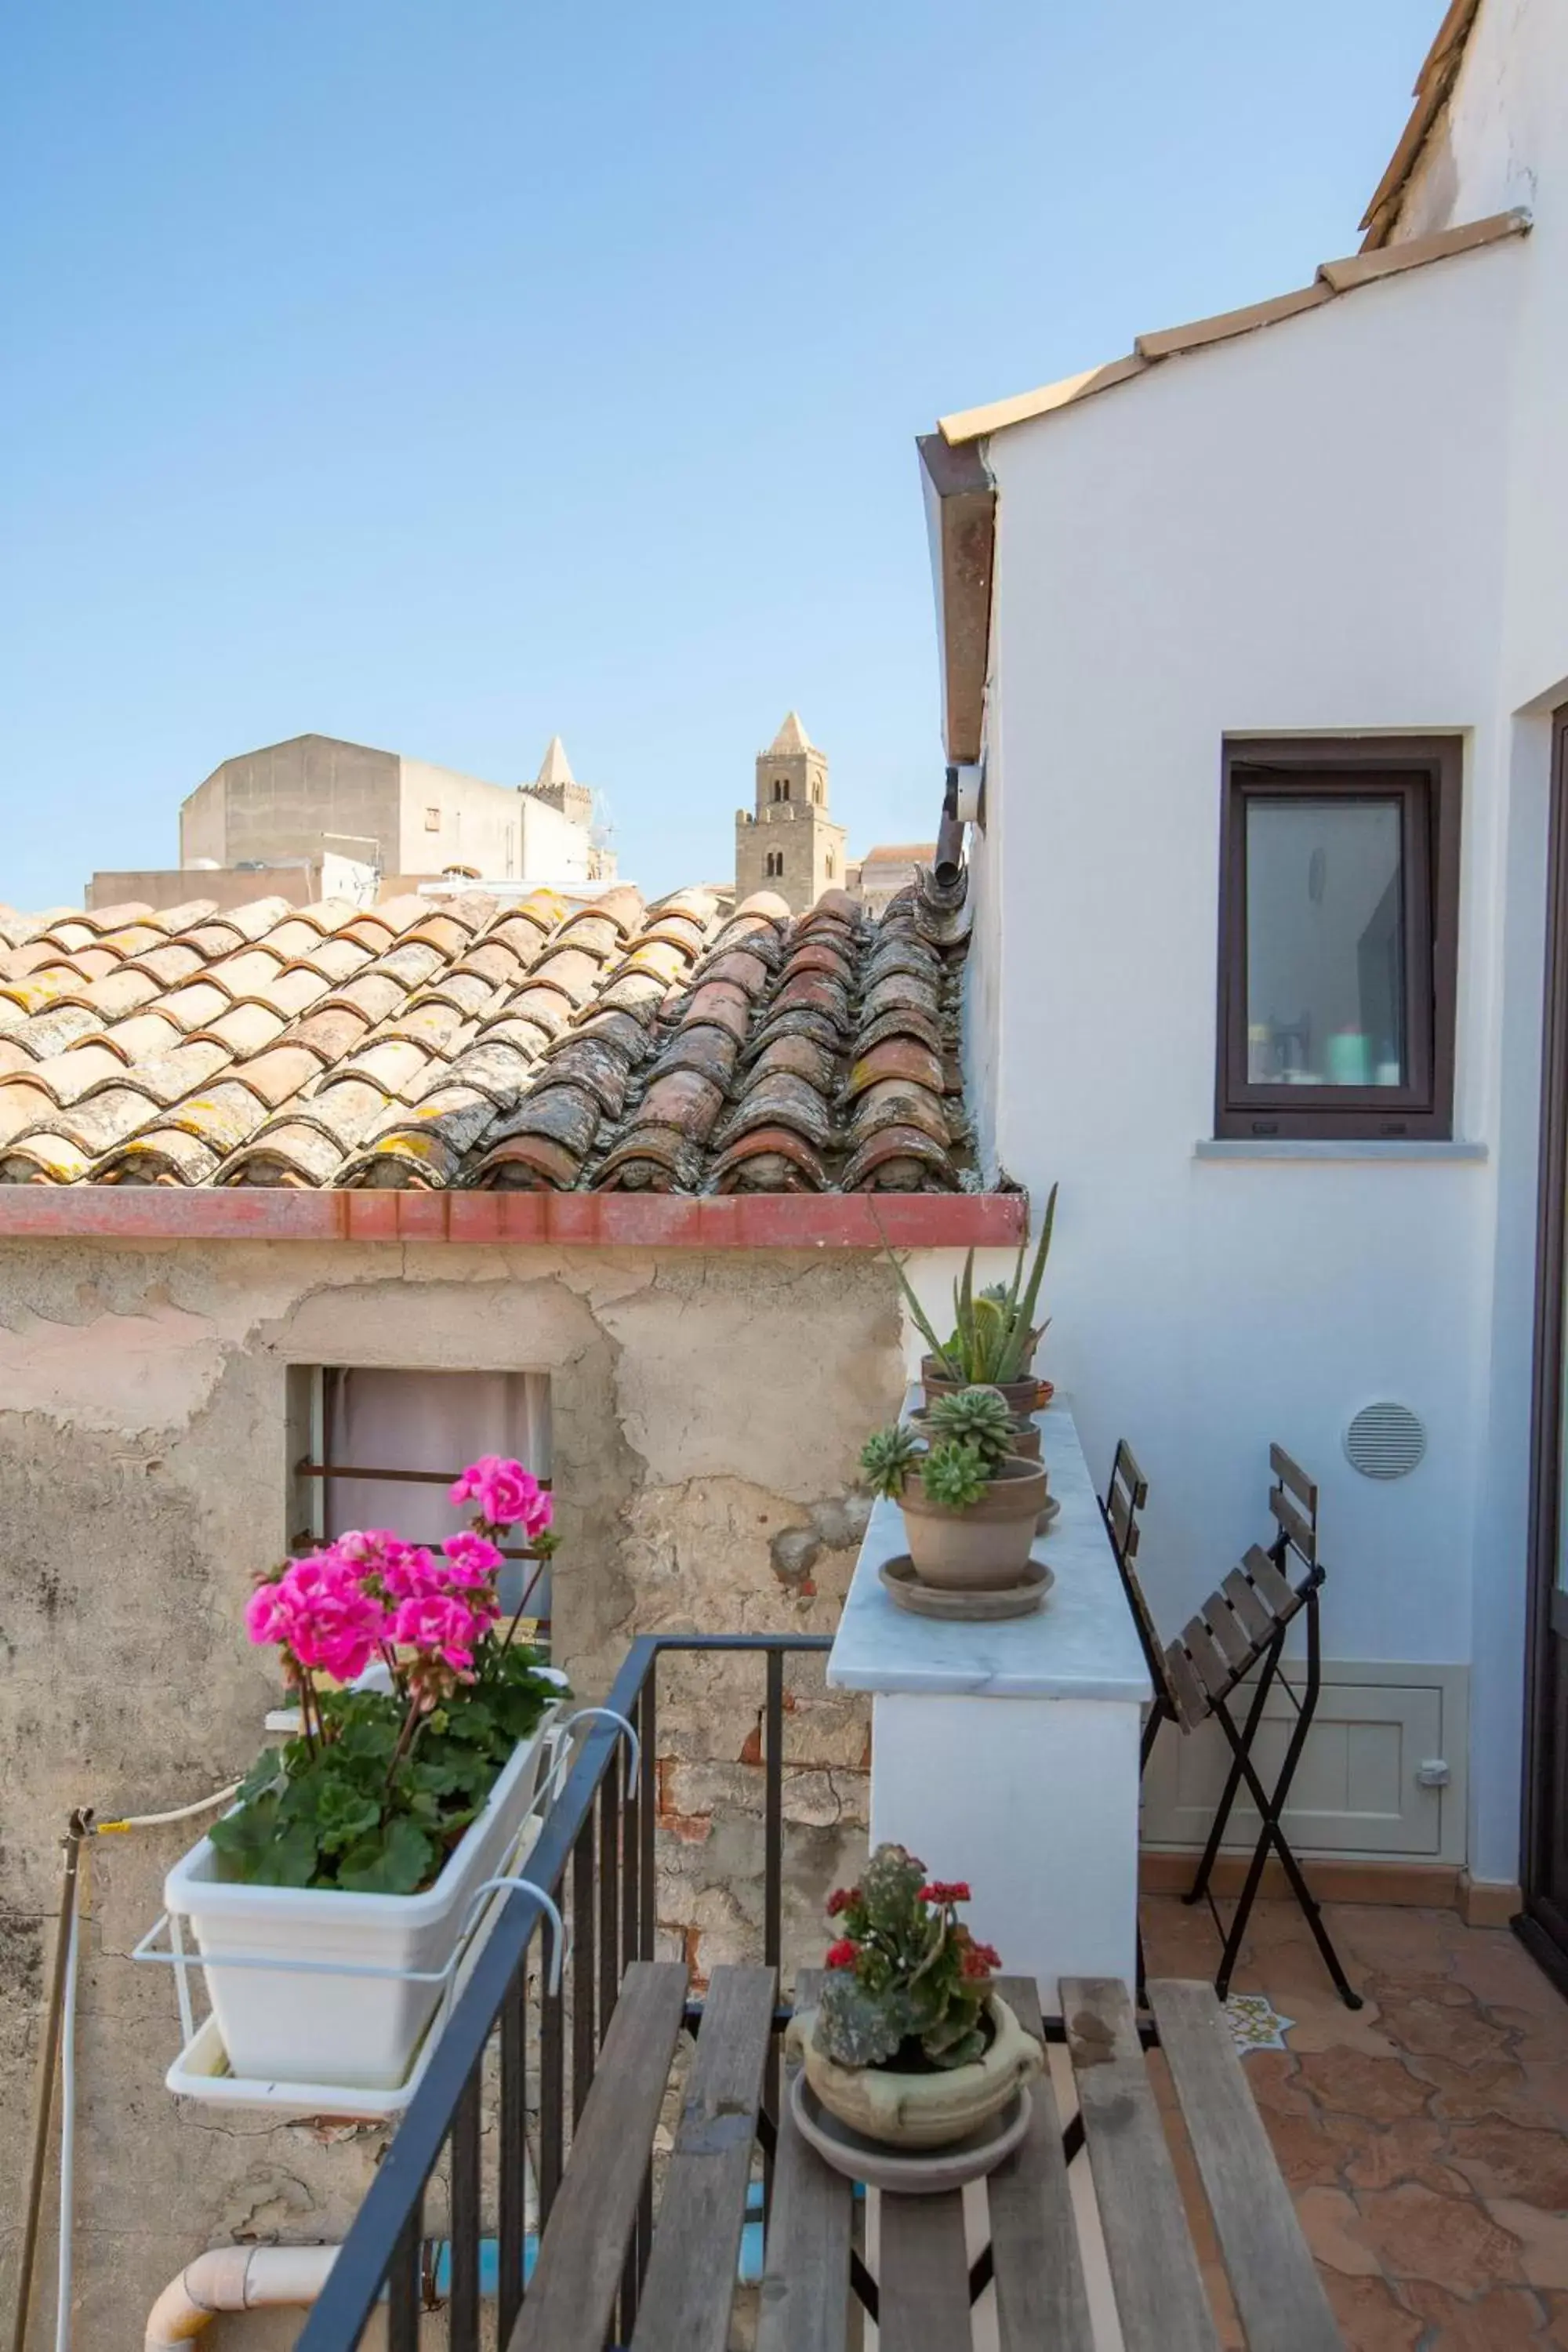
0 879 975 1189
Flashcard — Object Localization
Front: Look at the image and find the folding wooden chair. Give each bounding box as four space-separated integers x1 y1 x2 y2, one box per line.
1103 1440 1362 2010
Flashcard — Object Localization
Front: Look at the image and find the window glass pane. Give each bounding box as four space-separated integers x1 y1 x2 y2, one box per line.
1245 797 1406 1087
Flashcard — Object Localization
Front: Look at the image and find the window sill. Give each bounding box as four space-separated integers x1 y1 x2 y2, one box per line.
1194 1138 1487 1163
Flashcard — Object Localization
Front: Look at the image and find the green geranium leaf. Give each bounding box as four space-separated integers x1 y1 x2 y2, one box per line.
337 1816 435 1895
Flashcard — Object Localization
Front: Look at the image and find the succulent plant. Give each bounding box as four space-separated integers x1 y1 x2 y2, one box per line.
919 1439 991 1511
877 1182 1058 1385
859 1423 922 1499
925 1385 1017 1468
814 1843 1000 2072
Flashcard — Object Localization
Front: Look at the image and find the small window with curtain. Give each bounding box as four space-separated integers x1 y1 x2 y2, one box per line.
288 1367 555 1633
1216 737 1461 1140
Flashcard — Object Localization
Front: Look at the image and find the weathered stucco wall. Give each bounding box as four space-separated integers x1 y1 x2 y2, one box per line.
0 1240 903 2348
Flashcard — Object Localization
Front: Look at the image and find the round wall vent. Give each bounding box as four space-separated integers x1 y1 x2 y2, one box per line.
1345 1402 1427 1480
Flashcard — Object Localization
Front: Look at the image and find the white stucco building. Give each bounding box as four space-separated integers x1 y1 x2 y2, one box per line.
920 0 1568 1964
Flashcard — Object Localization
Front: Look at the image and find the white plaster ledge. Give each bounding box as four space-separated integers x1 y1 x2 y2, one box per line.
1194 1139 1488 1163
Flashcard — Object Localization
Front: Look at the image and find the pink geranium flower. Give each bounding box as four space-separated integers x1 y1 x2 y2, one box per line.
441 1531 504 1590
246 1552 390 1684
449 1455 552 1538
390 1591 494 1676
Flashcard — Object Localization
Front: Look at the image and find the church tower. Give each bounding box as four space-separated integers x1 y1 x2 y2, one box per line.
734 712 848 913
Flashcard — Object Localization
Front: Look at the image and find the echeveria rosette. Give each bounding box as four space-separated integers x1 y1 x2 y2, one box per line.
812 1843 998 2073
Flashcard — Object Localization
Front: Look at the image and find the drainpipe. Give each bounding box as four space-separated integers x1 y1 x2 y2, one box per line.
143 2198 771 2346
933 767 965 893
145 2248 340 2347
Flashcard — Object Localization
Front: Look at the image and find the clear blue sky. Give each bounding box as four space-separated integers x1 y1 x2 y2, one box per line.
2 0 1436 910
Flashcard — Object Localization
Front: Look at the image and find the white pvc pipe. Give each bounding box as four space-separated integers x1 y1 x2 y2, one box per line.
143 2245 339 2349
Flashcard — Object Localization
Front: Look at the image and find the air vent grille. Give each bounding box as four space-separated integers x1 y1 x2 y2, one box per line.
1345 1402 1426 1481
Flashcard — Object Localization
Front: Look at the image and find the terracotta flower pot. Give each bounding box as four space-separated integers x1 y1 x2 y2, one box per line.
898 1456 1047 1588
920 1360 1044 1416
789 1994 1041 2151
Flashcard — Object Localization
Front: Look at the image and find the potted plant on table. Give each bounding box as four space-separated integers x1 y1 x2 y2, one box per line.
861 1386 1046 1590
880 1183 1058 1412
164 1455 569 2092
789 1845 1040 2153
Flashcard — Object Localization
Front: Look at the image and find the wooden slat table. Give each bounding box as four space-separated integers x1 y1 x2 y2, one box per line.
759 1973 1343 2352
510 1960 776 2352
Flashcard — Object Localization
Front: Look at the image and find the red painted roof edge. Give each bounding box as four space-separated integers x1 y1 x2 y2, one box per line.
0 1186 1028 1250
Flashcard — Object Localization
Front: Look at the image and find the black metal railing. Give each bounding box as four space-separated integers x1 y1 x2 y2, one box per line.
296 1632 832 2351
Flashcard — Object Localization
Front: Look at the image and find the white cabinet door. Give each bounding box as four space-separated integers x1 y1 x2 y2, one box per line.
1140 1671 1450 1857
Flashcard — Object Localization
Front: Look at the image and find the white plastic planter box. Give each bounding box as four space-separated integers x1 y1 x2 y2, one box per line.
164 1710 556 2091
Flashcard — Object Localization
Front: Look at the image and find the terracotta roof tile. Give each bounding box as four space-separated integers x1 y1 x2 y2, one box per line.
0 880 973 1191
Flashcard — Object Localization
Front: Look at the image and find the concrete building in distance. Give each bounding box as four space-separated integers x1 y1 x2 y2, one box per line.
734 713 848 913
86 731 612 912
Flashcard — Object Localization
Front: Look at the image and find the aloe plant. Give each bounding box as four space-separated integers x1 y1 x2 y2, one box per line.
875 1183 1058 1385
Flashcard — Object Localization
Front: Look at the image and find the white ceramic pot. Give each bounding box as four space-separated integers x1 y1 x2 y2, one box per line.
165 1709 556 2091
789 1994 1041 2151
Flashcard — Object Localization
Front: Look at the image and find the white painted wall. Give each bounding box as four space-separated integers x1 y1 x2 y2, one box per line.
396 757 594 882
964 231 1564 1882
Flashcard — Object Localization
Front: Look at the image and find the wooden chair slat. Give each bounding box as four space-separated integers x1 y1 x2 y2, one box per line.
990 1977 1095 2352
1269 1485 1317 1565
1061 1978 1221 2352
1222 1565 1275 1646
1149 1980 1344 2350
1243 1543 1297 1618
1269 1444 1318 1514
878 2190 971 2352
757 1972 850 2352
1112 1438 1149 1508
1109 1481 1135 1557
511 1961 688 2352
630 1964 776 2352
1203 1595 1253 1673
1180 1616 1236 1705
1164 1639 1210 1730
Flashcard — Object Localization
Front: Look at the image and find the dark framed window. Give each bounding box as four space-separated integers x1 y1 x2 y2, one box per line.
1216 737 1461 1140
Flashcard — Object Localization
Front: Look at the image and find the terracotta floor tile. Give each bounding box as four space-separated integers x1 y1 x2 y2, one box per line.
1257 2103 1356 2190
1319 2272 1424 2350
1374 1994 1518 2069
1242 2049 1319 2119
1399 2279 1555 2348
1283 1987 1402 2058
1135 1893 1568 2324
1293 2048 1436 2122
1348 2182 1527 2292
1443 2117 1568 2208
1297 2185 1385 2278
1486 2200 1568 2291
1338 2116 1469 2196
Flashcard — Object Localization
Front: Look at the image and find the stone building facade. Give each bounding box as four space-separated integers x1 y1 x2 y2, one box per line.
734 713 848 914
0 1234 906 2346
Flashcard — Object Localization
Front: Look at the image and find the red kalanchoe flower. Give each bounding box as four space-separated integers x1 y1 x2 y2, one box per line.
961 1940 1002 1979
825 1886 859 1918
917 1880 972 1906
826 1939 858 1970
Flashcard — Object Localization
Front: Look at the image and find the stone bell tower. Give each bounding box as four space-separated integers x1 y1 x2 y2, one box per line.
734 712 848 913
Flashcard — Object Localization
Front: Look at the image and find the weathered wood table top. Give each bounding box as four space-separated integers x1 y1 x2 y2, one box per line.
758 1972 1345 2352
